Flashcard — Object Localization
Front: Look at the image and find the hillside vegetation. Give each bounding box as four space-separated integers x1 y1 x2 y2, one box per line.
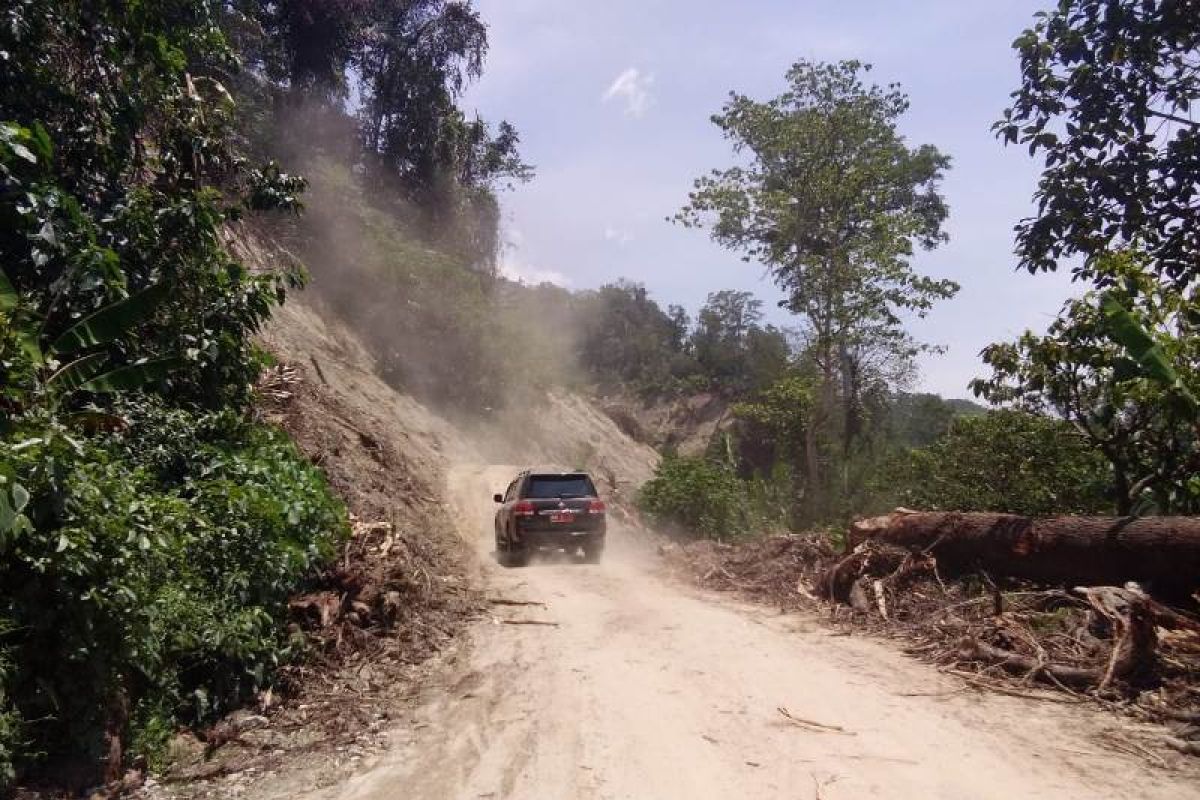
2 0 1199 793
0 0 524 789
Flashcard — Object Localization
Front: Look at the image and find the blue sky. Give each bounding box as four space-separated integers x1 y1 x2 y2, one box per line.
461 0 1083 399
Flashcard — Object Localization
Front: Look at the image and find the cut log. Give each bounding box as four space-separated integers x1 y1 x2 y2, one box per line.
849 512 1200 596
956 638 1100 687
816 542 907 603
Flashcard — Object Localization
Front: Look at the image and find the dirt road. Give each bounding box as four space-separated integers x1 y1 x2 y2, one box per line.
320 465 1195 800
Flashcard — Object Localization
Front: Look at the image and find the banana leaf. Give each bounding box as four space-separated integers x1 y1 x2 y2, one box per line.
79 357 183 393
45 352 109 392
1100 294 1197 412
0 267 17 313
50 282 170 355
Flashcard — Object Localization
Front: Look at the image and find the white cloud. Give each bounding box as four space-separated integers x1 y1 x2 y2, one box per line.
602 67 654 118
499 260 571 286
497 230 569 285
603 226 633 246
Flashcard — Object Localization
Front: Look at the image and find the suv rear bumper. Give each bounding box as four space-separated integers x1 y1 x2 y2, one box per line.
513 518 605 549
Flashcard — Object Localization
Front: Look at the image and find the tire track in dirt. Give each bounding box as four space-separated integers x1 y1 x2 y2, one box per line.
305 464 1197 800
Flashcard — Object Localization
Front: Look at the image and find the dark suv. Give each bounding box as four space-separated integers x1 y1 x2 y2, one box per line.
493 470 606 565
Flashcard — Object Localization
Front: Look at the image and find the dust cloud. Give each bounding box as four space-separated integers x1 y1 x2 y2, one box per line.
261 100 592 429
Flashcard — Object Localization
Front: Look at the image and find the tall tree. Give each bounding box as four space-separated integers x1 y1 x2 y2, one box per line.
691 291 790 395
676 60 957 519
997 0 1200 287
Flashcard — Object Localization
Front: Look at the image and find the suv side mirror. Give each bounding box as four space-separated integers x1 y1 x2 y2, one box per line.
493 493 503 504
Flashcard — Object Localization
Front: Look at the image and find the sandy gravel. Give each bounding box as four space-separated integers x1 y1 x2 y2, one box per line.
298 464 1199 800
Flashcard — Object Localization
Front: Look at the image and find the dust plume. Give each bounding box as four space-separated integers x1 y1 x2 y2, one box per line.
260 99 589 426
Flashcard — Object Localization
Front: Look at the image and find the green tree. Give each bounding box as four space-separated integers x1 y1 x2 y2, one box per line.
691 290 789 395
731 374 814 477
971 253 1200 514
0 3 303 411
676 60 958 520
577 281 698 391
638 455 776 540
885 410 1111 517
997 0 1200 286
238 0 532 269
0 2 346 784
886 392 984 449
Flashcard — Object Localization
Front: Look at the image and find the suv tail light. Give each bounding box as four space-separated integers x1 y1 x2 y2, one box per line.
513 500 536 517
588 499 606 515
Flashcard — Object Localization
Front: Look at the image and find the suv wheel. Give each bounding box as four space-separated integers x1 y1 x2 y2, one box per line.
506 545 530 567
582 539 604 564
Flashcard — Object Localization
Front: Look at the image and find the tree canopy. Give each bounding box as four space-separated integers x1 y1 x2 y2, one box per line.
676 59 958 521
676 59 958 374
972 252 1200 514
241 0 533 268
997 0 1200 286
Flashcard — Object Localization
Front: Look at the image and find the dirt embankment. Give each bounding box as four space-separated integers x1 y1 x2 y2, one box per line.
598 391 731 457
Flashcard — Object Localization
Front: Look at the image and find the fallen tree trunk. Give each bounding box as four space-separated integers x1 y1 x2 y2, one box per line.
849 512 1200 596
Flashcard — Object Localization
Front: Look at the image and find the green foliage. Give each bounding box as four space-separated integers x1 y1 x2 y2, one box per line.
0 1 349 787
885 393 963 449
691 291 790 396
676 59 958 521
997 0 1200 286
972 252 1200 514
1099 294 1199 414
0 621 20 786
241 0 532 268
728 376 987 524
676 59 957 365
731 374 814 474
881 410 1111 517
0 4 302 414
986 4 1200 518
571 285 793 400
0 406 347 775
576 281 701 395
637 454 786 540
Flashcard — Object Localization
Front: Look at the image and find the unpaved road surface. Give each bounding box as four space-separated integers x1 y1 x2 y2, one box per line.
317 465 1196 800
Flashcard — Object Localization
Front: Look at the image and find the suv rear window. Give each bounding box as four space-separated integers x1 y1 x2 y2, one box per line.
524 474 596 499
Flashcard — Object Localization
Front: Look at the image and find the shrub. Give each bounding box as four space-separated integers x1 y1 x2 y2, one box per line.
638 455 782 539
0 627 19 787
880 410 1111 516
0 404 347 779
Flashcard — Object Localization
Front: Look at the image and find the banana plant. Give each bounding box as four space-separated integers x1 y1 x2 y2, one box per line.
0 266 181 404
1100 293 1198 416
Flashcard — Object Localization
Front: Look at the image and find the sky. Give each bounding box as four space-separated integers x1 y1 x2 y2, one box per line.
460 0 1085 399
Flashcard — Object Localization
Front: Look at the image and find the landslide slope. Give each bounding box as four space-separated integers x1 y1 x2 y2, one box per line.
147 289 661 798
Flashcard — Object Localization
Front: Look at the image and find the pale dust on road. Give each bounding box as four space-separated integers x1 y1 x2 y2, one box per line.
325 464 1196 800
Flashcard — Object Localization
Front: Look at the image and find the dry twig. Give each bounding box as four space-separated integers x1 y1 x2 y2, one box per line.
777 707 854 736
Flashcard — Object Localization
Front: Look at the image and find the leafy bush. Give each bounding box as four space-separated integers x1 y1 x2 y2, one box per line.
0 2 353 787
0 626 19 787
880 410 1111 516
638 455 784 539
0 404 347 776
